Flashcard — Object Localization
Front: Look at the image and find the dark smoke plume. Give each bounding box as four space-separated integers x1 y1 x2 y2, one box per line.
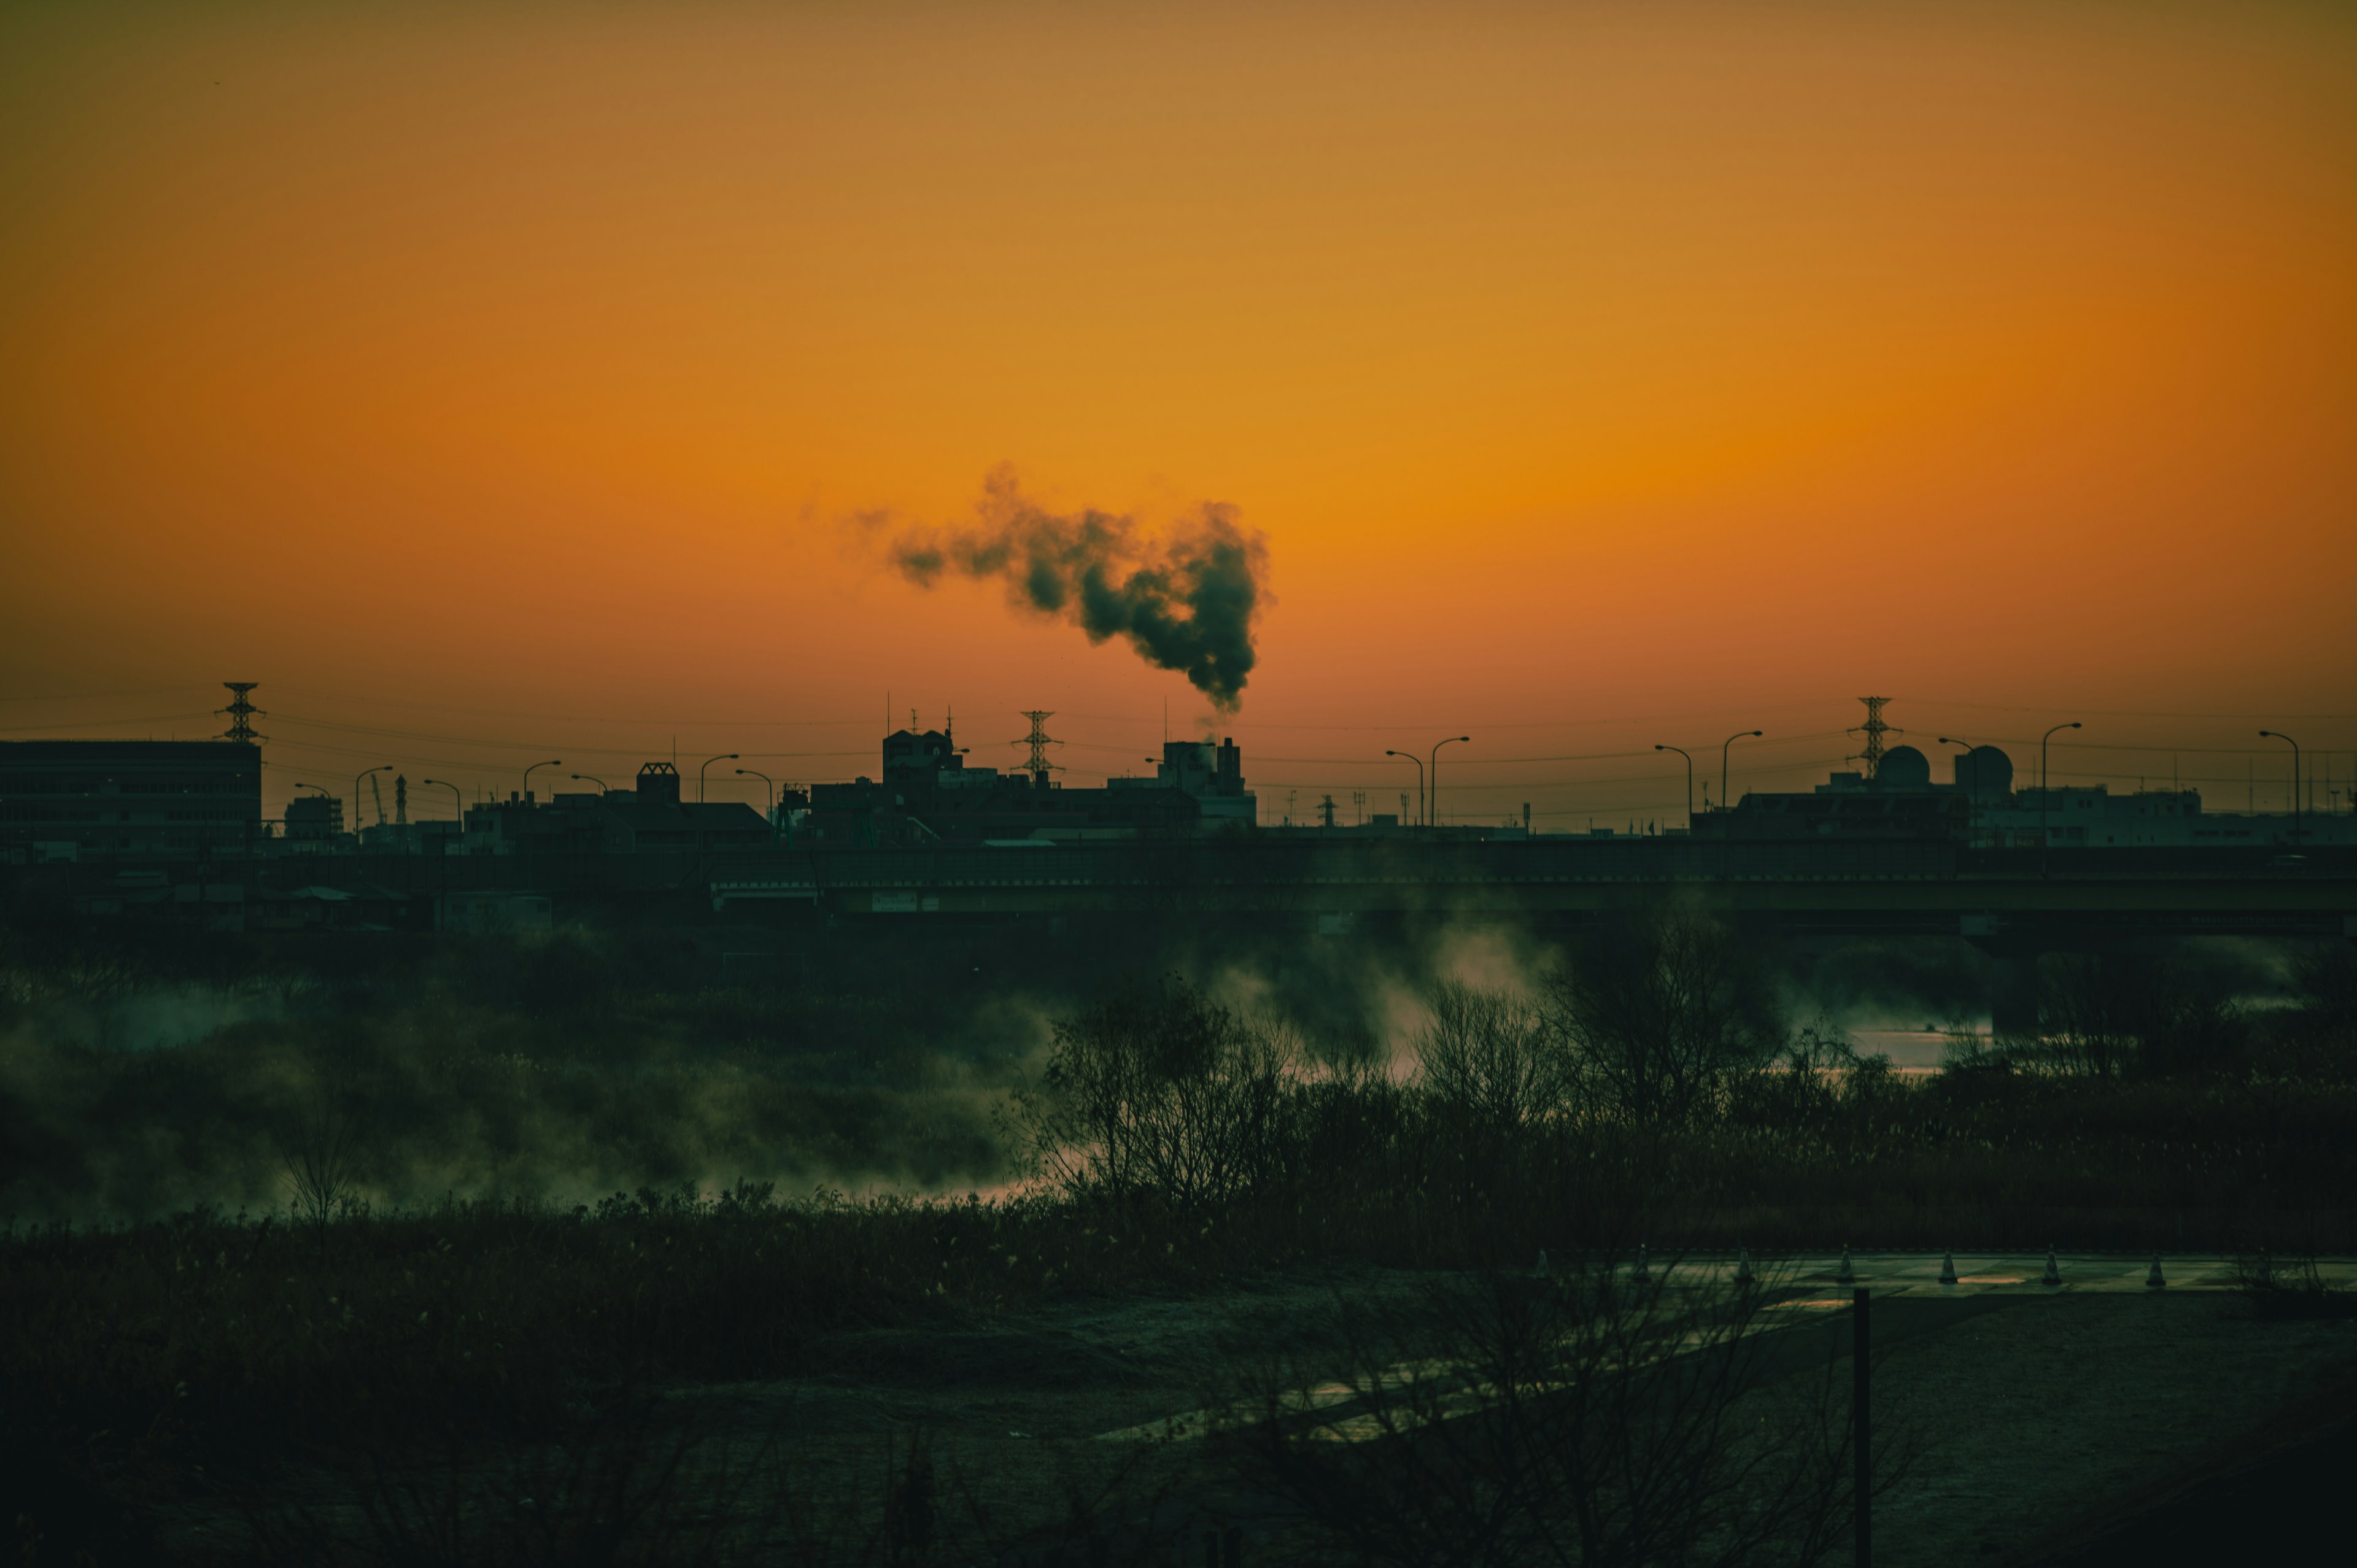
887 466 1269 711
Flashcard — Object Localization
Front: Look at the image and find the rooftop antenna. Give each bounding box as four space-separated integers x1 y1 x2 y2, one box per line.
217 682 266 743
1848 695 1898 781
1015 710 1062 784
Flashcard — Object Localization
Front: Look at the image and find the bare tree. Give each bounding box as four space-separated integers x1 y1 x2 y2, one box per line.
281 1091 358 1242
1546 906 1785 1125
1018 978 1299 1209
1414 981 1571 1137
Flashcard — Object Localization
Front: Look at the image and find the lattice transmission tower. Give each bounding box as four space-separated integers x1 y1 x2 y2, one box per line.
217 682 266 743
1848 695 1898 780
1014 710 1062 783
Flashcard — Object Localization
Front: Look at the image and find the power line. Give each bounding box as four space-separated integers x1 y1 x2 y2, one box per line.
0 711 214 733
1911 698 2357 721
0 686 212 705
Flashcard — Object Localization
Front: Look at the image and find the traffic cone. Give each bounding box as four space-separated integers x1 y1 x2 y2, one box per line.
1836 1245 1856 1283
1631 1243 1651 1284
2146 1254 2165 1289
1734 1248 1754 1289
2042 1248 2062 1286
1534 1249 1549 1280
1939 1251 1959 1285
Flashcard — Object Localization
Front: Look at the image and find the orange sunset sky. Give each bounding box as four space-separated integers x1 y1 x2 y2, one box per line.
3 1 2353 826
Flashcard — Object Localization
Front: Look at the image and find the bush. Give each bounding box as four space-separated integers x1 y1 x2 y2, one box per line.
1015 976 1300 1209
1546 906 1786 1125
1415 980 1568 1137
1223 1261 1897 1567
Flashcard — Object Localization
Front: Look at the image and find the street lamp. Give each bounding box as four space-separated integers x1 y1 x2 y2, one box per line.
290 782 331 840
570 773 610 792
1429 737 1471 828
700 752 740 802
738 768 780 844
1720 730 1763 816
354 765 393 828
521 759 562 800
1655 745 1693 830
1384 751 1426 827
2040 722 2081 878
2258 730 2301 844
1942 740 1980 801
419 778 465 821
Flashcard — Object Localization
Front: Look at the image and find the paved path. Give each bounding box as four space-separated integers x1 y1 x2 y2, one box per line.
1622 1249 2355 1294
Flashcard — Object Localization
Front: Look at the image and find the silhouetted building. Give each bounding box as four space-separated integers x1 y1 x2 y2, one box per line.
0 740 261 862
802 730 1261 845
284 794 346 846
1718 740 2350 847
449 760 772 855
1953 745 2014 800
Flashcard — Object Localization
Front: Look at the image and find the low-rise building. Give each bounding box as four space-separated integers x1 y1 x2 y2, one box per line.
0 740 262 862
449 761 773 855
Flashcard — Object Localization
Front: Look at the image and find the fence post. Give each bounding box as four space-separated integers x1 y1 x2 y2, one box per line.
1854 1286 1871 1567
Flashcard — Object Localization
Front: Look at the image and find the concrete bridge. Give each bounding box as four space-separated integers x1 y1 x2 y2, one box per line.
707 838 2357 942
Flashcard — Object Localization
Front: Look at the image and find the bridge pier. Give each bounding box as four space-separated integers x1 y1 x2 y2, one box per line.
1963 916 2045 1038
1984 950 2042 1037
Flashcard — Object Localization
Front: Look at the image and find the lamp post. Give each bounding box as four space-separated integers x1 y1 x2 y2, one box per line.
290 782 331 841
700 752 740 803
1938 736 1976 794
2040 722 2081 878
739 768 779 844
570 773 609 792
2258 730 2301 844
353 765 393 830
1384 751 1426 827
419 778 465 821
1655 745 1693 830
521 759 562 800
1429 736 1471 829
1720 730 1762 816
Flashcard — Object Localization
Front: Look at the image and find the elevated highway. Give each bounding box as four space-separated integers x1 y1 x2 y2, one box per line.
707 838 2357 941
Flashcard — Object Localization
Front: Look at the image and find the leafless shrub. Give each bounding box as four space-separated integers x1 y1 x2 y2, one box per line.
1221 1262 1903 1567
1016 976 1299 1209
1546 907 1786 1125
1415 981 1570 1135
2231 1250 2357 1321
281 1095 358 1240
2019 952 2250 1078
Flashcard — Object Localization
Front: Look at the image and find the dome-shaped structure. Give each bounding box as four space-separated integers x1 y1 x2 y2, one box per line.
1876 744 1932 790
1955 745 2014 799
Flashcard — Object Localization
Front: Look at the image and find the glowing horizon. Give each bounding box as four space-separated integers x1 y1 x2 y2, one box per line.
4 2 2353 823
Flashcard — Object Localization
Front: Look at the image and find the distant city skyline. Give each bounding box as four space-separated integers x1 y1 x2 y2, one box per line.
0 682 2347 830
4 3 2353 822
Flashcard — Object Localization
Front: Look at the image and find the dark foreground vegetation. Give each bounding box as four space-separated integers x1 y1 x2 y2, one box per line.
4 906 2355 1562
